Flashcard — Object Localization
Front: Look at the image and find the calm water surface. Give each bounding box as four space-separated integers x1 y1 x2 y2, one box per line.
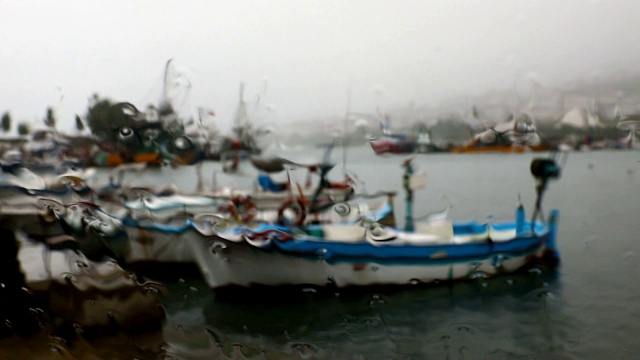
3 148 639 359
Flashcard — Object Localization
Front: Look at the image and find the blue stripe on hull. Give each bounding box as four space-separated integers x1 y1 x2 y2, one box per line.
263 233 548 263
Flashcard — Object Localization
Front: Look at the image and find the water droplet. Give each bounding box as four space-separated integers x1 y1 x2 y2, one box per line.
144 286 159 294
528 267 542 275
369 294 385 305
302 287 317 293
211 241 227 250
622 251 636 261
188 286 198 292
536 289 549 297
409 278 420 285
371 266 379 272
469 271 486 280
492 255 505 267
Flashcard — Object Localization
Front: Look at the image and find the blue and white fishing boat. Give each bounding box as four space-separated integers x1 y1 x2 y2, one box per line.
189 156 563 290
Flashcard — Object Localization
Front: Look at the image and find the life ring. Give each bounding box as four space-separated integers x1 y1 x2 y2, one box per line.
277 198 307 226
228 195 257 223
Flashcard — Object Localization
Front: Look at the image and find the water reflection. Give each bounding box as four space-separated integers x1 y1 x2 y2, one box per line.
0 227 561 359
154 266 559 359
0 226 168 359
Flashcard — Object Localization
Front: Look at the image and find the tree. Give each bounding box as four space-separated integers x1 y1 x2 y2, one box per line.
85 95 141 142
44 107 56 129
17 122 30 136
75 114 85 132
1 112 11 133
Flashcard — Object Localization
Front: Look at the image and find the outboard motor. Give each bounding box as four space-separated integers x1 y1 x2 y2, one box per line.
530 158 561 180
529 154 563 230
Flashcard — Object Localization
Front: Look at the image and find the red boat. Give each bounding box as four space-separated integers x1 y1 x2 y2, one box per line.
369 134 418 155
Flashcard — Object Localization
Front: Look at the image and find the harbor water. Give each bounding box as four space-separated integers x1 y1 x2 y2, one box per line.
2 147 639 359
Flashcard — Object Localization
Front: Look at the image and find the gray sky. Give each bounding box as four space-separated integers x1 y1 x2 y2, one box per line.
1 0 639 133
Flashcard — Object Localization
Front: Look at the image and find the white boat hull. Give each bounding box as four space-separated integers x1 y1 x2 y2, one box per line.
188 221 555 289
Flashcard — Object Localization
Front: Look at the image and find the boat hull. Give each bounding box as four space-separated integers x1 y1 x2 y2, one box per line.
190 217 557 289
451 143 551 154
113 225 202 264
370 137 417 155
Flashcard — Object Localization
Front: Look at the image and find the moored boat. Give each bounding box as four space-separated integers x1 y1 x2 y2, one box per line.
189 155 563 290
368 114 438 155
370 133 418 155
451 114 551 153
190 213 558 289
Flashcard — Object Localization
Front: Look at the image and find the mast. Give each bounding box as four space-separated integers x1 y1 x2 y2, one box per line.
402 158 415 232
162 59 174 103
233 82 250 146
342 80 351 176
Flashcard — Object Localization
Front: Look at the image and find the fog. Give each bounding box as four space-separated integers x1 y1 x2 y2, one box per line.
1 0 639 133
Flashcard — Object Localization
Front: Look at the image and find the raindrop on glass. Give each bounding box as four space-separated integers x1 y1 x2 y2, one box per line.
528 267 542 275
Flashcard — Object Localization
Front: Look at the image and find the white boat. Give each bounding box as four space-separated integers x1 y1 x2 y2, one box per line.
189 156 563 290
189 209 559 289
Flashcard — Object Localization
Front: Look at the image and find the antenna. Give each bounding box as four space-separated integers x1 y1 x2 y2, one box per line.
342 80 351 177
162 59 174 102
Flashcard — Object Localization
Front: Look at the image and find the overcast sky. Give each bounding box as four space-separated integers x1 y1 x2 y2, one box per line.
1 0 639 133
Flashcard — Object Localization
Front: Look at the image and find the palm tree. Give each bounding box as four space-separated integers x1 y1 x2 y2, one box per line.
44 107 56 129
17 122 30 136
75 114 85 132
1 112 11 133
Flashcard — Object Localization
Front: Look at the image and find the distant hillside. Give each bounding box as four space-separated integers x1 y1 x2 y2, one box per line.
272 72 640 147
